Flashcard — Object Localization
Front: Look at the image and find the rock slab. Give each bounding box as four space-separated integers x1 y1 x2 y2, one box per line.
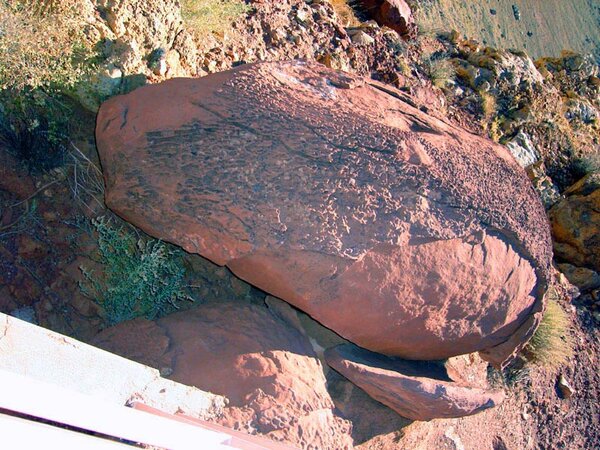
93 302 353 449
96 60 552 366
325 344 505 421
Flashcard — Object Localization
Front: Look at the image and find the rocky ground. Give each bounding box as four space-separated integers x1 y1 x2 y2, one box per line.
1 1 599 449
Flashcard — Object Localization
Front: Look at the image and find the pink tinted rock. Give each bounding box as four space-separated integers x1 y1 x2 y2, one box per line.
96 60 552 367
93 302 353 450
360 0 415 37
92 317 172 372
326 344 505 421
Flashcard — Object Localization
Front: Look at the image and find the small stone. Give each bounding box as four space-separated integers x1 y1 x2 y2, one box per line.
557 264 600 292
159 366 173 377
478 80 491 92
506 130 539 168
448 29 461 44
557 374 575 399
512 5 521 21
490 9 497 15
326 344 505 421
42 211 58 221
296 9 308 23
153 59 167 77
10 306 37 324
206 60 217 73
351 30 374 45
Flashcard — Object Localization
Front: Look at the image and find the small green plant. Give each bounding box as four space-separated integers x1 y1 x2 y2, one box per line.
80 217 191 326
487 361 531 389
0 1 96 171
479 90 497 121
424 56 454 88
488 116 503 142
0 1 95 93
570 154 600 178
0 91 71 171
180 0 251 36
525 299 574 369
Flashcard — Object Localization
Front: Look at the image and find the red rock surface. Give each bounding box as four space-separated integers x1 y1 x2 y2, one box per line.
96 60 552 366
360 0 415 37
325 344 505 421
93 301 353 449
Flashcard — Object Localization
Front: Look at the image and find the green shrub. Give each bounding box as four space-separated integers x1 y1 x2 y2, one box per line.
180 0 251 36
479 90 497 120
0 90 71 171
80 218 191 326
525 299 574 369
424 56 454 88
570 154 600 178
0 1 96 171
0 1 95 93
487 362 531 389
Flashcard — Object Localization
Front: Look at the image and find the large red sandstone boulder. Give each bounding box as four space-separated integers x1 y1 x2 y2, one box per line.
93 302 353 449
96 60 552 366
325 344 504 421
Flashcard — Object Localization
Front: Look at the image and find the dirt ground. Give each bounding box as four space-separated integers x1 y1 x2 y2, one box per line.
415 0 600 61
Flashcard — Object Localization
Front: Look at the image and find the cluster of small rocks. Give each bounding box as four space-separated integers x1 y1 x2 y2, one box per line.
550 173 600 323
428 31 599 199
75 0 439 114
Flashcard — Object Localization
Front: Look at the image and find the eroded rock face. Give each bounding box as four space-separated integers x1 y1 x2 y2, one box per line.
93 302 353 449
96 60 552 366
325 344 505 421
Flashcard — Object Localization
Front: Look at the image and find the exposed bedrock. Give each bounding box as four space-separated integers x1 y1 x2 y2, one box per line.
96 60 552 366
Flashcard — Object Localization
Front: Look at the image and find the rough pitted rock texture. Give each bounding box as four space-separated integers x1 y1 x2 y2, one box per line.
96 60 552 366
325 344 504 421
93 302 353 449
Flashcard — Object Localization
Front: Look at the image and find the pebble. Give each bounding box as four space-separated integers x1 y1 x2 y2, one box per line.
351 30 374 45
557 374 575 399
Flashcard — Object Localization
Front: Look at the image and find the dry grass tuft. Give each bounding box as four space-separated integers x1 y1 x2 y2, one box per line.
424 57 454 88
0 1 94 92
180 0 251 36
525 298 574 369
479 91 497 121
329 0 360 27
